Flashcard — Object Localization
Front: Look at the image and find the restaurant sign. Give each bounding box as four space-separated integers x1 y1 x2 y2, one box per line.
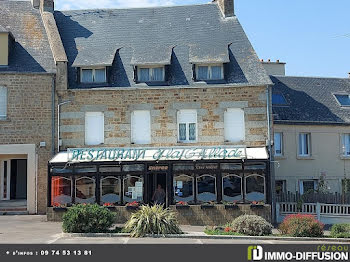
67 146 246 163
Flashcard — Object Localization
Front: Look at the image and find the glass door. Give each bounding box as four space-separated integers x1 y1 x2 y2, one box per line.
0 160 11 200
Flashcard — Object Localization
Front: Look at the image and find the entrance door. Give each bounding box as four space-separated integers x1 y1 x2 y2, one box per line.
149 173 168 206
10 160 27 199
0 160 10 200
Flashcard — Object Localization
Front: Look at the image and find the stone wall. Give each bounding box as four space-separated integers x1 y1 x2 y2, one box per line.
0 73 54 214
58 86 268 149
47 205 271 225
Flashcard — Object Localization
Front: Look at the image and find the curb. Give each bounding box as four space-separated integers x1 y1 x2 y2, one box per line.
62 233 350 242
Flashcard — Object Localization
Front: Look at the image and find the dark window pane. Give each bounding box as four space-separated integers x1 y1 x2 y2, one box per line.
99 166 121 173
101 177 121 204
75 176 96 204
179 123 186 141
174 175 194 203
197 175 216 203
222 175 242 201
245 175 265 202
75 166 97 173
122 164 144 172
272 94 287 105
221 163 242 170
275 180 285 195
51 176 72 206
245 163 266 170
335 94 350 106
173 164 194 171
189 123 196 141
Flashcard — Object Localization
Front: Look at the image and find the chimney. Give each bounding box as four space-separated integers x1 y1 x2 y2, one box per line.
40 0 54 13
213 0 234 18
261 59 286 76
31 0 40 9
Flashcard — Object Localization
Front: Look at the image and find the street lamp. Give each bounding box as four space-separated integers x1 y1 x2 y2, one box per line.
58 100 72 152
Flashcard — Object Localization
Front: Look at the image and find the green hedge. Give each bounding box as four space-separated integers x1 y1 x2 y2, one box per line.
62 204 115 233
330 224 350 238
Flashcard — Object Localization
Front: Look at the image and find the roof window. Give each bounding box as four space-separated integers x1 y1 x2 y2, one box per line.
334 94 350 107
272 94 288 106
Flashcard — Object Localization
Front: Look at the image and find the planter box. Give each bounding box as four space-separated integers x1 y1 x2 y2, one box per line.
250 204 265 209
126 206 140 211
53 207 67 211
176 205 190 209
224 205 239 210
105 206 116 210
201 205 215 209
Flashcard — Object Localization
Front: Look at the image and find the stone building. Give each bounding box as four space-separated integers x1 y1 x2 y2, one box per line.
0 0 57 214
47 0 273 214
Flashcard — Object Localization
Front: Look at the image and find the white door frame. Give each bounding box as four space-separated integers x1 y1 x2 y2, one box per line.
0 159 11 200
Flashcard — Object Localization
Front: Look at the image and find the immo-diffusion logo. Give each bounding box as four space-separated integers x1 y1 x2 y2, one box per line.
248 246 263 261
247 245 349 261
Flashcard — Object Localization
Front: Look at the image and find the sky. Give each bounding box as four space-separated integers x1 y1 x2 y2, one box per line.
55 0 350 78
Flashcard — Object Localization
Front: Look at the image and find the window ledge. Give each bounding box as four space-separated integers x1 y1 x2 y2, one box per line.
297 156 314 160
0 117 10 122
274 155 286 160
340 156 350 160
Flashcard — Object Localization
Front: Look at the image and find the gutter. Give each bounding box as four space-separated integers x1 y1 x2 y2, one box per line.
51 76 56 156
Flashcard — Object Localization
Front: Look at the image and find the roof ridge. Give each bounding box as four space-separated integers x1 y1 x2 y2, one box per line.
273 75 350 80
56 2 215 13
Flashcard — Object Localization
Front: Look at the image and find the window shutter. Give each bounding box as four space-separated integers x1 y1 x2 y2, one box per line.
0 87 7 117
224 108 245 142
85 112 104 145
131 111 151 144
192 64 196 80
133 66 138 83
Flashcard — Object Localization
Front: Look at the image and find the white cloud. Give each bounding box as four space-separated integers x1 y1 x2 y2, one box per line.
56 0 175 10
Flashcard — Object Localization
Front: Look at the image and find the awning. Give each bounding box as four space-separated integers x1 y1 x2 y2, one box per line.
189 43 230 64
49 146 268 164
130 46 173 66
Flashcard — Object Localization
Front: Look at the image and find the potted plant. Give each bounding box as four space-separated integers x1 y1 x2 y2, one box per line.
53 202 67 211
224 200 239 209
250 201 265 209
175 201 190 209
201 201 215 209
103 202 116 210
126 201 140 210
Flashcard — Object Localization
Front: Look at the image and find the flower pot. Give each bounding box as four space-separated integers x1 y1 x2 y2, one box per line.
176 205 190 209
53 207 67 211
201 205 215 209
224 205 239 210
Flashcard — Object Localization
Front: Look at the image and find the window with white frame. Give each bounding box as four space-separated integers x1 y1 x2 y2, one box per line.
342 134 350 156
0 87 7 118
85 112 104 145
131 110 151 144
274 132 283 156
177 110 197 143
224 108 245 142
298 133 311 156
196 64 224 80
137 66 165 82
81 67 106 83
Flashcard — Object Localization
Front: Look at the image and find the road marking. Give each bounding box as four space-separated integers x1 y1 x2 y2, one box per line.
46 233 63 244
122 238 129 244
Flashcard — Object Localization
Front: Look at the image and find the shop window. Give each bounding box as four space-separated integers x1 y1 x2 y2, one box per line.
101 177 121 205
245 174 265 202
177 110 197 143
85 112 104 146
222 174 242 202
122 164 144 172
196 175 217 203
75 176 96 204
221 163 242 170
99 166 122 173
244 163 266 170
123 175 143 203
51 167 73 174
131 110 151 144
173 164 194 171
224 108 245 142
75 166 97 173
174 174 194 203
51 177 72 206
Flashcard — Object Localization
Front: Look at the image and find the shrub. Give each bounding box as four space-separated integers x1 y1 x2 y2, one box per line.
279 214 324 237
230 215 273 236
62 204 115 233
124 205 182 237
330 224 350 238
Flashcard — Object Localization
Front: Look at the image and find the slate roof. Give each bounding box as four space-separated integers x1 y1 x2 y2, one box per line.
0 1 56 73
54 3 272 89
271 76 350 125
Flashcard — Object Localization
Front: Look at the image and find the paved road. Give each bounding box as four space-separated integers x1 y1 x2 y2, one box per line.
0 215 348 244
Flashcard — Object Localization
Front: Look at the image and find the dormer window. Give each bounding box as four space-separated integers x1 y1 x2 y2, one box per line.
195 64 224 81
81 67 106 83
0 28 15 66
334 94 350 107
137 66 165 82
